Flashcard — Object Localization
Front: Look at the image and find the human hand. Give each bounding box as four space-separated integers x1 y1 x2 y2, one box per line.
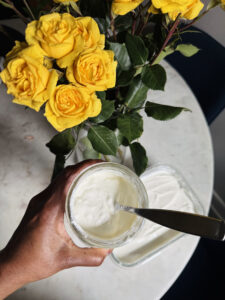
0 160 111 299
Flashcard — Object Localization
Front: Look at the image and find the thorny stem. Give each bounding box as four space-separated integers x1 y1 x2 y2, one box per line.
107 0 116 41
151 15 180 65
110 13 116 41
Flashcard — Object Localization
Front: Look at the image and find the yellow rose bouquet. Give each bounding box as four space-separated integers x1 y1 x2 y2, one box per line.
0 0 222 177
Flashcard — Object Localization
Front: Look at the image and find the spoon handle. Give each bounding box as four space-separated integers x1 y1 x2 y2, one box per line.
128 208 225 241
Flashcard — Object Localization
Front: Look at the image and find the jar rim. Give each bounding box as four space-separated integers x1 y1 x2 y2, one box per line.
65 162 149 248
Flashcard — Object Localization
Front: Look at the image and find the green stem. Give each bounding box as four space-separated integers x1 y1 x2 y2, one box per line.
23 0 35 20
0 0 11 9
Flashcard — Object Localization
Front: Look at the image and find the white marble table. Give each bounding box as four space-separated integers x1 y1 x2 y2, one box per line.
0 59 213 299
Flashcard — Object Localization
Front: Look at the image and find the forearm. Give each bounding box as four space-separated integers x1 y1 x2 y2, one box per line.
0 249 27 299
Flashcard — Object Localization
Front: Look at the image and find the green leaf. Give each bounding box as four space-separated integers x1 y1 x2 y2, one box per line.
51 154 65 181
125 33 149 66
176 44 200 57
96 91 106 100
88 125 118 155
108 42 131 71
125 76 149 109
114 14 133 31
117 113 143 143
145 101 191 120
91 99 115 123
142 64 167 91
94 17 110 34
153 46 175 65
116 69 136 87
46 129 76 155
130 142 148 176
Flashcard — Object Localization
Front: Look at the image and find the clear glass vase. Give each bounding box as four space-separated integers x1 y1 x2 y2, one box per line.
73 128 127 164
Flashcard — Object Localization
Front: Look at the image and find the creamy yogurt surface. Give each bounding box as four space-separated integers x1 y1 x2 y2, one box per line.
70 169 139 240
113 169 196 265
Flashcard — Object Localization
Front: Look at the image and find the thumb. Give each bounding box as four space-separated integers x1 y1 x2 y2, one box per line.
66 247 112 268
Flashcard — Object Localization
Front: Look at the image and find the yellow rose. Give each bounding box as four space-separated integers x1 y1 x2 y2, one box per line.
66 48 117 91
221 0 225 10
45 84 101 131
112 0 144 15
149 0 204 20
0 45 58 112
25 13 105 68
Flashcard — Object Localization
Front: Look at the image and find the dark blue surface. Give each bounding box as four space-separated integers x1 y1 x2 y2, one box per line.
162 239 225 300
165 27 225 124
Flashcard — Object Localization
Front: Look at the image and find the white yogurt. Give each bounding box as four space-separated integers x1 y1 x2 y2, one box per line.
113 170 195 264
70 169 139 240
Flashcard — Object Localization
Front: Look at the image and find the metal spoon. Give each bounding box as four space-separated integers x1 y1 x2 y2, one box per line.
117 204 225 241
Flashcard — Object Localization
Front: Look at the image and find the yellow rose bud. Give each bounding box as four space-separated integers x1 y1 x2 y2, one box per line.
66 48 117 92
0 45 58 112
112 0 144 15
25 13 105 68
45 84 101 132
149 0 204 20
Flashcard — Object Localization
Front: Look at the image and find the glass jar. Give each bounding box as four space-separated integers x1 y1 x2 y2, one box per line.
74 128 127 164
111 164 204 267
64 162 148 248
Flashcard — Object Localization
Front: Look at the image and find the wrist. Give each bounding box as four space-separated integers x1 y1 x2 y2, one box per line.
0 249 27 299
